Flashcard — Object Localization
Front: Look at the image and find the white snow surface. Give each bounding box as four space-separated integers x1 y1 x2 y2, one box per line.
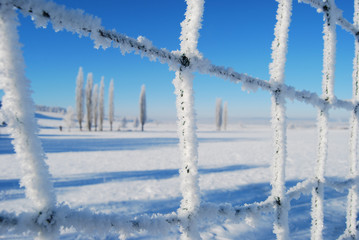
0 112 354 239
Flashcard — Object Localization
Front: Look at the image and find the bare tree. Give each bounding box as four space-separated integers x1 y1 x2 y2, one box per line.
85 73 93 131
216 98 222 131
223 101 228 131
93 84 99 131
139 84 147 132
75 67 84 131
99 77 105 131
109 78 114 131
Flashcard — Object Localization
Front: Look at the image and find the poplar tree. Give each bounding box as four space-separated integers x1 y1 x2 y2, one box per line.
99 77 105 131
139 85 147 132
223 101 228 131
75 67 84 131
85 73 93 131
216 98 223 131
109 79 114 131
93 84 99 131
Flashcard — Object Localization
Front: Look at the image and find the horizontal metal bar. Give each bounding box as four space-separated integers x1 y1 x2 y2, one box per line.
5 0 355 113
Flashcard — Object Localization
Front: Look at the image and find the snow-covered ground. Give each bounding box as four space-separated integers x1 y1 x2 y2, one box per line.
0 112 354 239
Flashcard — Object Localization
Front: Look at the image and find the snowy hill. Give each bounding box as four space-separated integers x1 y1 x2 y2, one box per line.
0 111 353 239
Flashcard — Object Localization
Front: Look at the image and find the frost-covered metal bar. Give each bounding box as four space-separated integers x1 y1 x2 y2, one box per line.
173 0 204 239
199 199 274 222
344 0 359 238
0 175 355 238
7 0 182 67
0 200 274 237
286 179 317 200
5 0 355 114
299 0 359 42
202 65 353 111
0 201 275 237
286 177 359 201
326 177 359 192
0 199 275 238
0 208 179 237
60 208 179 237
0 4 57 239
268 0 292 239
311 1 336 239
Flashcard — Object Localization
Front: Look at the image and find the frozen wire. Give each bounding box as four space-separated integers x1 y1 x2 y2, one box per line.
311 1 337 239
343 0 359 238
268 0 292 239
174 0 204 238
4 0 356 114
299 0 359 41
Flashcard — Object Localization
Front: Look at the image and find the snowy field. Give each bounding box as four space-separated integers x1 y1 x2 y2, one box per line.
0 112 354 239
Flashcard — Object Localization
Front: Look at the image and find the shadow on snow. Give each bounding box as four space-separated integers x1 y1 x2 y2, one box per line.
80 180 347 240
35 113 63 121
0 164 264 195
0 136 260 154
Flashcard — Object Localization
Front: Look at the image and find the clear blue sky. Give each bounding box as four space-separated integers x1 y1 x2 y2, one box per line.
10 0 357 121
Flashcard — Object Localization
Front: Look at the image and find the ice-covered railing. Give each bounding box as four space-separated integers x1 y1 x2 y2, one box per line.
0 0 359 239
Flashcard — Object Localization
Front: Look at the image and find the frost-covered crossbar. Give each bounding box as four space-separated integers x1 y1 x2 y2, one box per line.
0 177 356 237
4 0 359 112
1 0 359 239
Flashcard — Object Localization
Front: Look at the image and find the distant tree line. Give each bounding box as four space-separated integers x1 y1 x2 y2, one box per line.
75 67 147 132
36 105 67 114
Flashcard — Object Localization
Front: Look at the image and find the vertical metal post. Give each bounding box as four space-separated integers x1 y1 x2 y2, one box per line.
174 0 204 239
0 4 57 239
344 0 359 238
269 0 292 239
311 1 336 239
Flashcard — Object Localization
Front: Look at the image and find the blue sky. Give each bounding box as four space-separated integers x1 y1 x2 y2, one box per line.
10 0 357 121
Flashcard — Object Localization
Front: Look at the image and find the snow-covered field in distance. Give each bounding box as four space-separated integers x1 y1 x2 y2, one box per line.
0 111 353 239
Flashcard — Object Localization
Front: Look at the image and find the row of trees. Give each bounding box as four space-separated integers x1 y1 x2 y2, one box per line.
215 98 228 131
76 67 223 133
75 67 147 132
76 67 109 131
